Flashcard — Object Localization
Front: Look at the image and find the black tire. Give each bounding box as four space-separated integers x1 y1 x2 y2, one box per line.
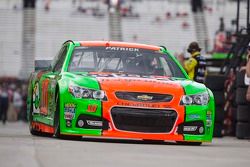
143 139 165 144
236 70 247 88
213 123 223 137
213 91 225 105
29 108 41 136
215 105 225 123
54 92 62 138
53 92 82 140
236 88 248 105
237 105 250 122
236 122 250 139
205 75 226 91
29 90 37 135
29 90 52 137
176 141 202 146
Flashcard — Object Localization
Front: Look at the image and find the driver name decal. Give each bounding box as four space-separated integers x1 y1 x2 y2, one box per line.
106 47 139 52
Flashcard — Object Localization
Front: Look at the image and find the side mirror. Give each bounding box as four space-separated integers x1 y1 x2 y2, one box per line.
35 60 52 71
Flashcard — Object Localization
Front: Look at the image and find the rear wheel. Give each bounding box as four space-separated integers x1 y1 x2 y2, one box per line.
29 107 41 136
29 90 52 137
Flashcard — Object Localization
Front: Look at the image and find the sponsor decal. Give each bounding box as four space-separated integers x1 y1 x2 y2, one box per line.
64 103 76 120
117 102 163 108
183 126 197 132
78 120 84 127
106 47 139 52
206 111 212 127
40 79 50 115
87 104 98 113
86 120 103 127
33 82 40 114
188 114 201 120
66 120 72 127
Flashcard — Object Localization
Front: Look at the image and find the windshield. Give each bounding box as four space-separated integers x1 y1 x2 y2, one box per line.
68 47 185 78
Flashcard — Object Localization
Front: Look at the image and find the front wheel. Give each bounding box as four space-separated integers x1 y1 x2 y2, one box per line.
54 92 61 138
53 92 82 140
176 141 202 146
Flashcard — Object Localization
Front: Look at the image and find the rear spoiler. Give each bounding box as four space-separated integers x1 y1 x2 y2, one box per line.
35 60 52 71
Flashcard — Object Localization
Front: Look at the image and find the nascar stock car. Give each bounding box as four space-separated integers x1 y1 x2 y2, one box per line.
27 41 215 145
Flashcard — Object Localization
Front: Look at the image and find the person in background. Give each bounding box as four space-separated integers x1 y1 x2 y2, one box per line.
176 52 185 67
44 0 51 11
241 43 250 82
219 17 225 32
0 84 9 125
21 86 28 122
13 88 23 120
191 0 203 13
242 43 250 102
184 41 206 83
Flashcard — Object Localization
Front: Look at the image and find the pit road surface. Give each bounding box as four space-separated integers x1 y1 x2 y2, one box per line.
0 122 249 167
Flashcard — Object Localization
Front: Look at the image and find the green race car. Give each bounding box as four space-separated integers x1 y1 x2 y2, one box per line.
27 41 215 145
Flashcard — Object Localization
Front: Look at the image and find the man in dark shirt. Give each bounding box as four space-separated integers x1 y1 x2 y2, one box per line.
0 84 9 125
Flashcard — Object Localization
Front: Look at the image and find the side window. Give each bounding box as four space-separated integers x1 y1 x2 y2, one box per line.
53 46 67 72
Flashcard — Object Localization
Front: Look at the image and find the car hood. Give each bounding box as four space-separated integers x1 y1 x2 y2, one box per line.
63 72 207 95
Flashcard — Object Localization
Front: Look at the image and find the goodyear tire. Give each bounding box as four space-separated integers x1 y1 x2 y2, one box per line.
236 122 250 139
213 123 223 137
30 90 52 137
54 92 61 138
236 70 247 88
29 90 38 135
54 92 82 140
237 105 250 122
236 88 247 105
176 141 202 146
215 105 225 123
205 75 226 91
213 91 225 105
29 107 41 136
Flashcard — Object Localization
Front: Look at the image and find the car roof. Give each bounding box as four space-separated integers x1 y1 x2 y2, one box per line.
79 41 161 51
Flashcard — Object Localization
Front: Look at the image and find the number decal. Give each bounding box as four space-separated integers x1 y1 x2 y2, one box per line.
40 79 50 115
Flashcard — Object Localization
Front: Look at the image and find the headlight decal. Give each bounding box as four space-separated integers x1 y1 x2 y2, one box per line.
180 93 209 106
68 84 107 101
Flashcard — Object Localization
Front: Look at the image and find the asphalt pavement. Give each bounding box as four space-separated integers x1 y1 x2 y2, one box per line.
0 122 249 167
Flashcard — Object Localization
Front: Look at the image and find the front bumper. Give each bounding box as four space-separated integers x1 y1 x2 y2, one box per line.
60 93 214 142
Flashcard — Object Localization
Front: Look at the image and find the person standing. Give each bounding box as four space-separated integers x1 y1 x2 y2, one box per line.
0 84 9 125
44 0 51 11
244 43 250 101
191 0 203 13
184 41 206 83
13 88 23 120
